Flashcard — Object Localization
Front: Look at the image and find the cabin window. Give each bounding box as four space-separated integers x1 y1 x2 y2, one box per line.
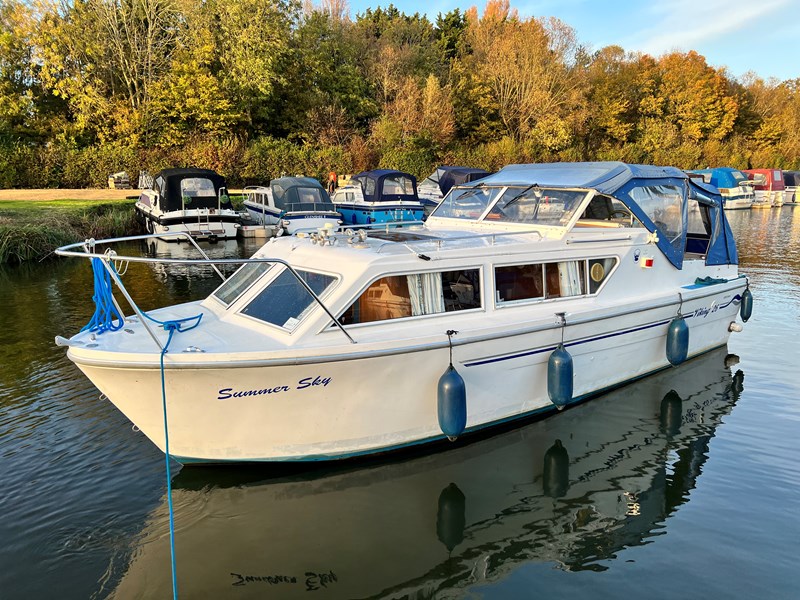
364 177 376 197
626 184 684 253
180 178 216 199
495 259 616 303
382 175 415 196
340 269 481 325
212 261 273 306
241 268 336 330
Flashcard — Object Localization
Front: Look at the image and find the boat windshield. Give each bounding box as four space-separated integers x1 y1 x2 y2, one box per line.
432 186 506 219
485 188 588 226
433 185 589 226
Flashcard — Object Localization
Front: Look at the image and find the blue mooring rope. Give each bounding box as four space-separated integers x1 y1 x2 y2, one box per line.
82 257 205 600
81 258 125 333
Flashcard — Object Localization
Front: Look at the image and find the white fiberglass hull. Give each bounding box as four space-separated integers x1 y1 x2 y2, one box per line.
68 282 744 463
136 204 240 240
243 201 341 234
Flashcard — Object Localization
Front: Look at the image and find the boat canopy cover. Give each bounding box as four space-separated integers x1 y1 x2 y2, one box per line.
464 162 738 269
352 169 418 203
270 177 335 212
783 170 800 186
690 167 748 189
687 180 738 265
422 166 491 196
743 169 785 191
153 168 232 212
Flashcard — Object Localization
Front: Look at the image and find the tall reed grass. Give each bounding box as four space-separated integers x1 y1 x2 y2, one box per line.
0 203 138 264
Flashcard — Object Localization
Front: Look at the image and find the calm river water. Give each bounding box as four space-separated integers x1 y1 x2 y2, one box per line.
1 213 798 599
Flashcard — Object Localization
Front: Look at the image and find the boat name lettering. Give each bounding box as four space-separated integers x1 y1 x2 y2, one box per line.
231 573 297 587
693 303 719 319
217 376 332 400
297 376 332 389
229 570 338 590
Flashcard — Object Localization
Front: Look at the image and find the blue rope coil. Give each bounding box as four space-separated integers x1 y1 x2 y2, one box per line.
81 257 125 333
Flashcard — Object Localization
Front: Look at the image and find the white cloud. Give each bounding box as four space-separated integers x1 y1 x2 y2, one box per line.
622 0 791 55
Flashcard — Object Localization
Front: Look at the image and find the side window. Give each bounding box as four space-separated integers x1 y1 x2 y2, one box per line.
588 258 615 293
341 269 481 325
496 260 594 303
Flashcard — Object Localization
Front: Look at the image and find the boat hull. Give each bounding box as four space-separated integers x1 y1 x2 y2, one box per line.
69 283 744 463
242 201 341 234
135 205 240 241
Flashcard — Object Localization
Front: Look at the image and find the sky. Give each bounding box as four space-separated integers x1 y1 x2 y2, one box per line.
347 0 800 82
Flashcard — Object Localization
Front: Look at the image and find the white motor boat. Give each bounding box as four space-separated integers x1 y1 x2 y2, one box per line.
134 168 241 241
690 167 755 210
782 170 800 205
242 176 342 234
56 162 751 464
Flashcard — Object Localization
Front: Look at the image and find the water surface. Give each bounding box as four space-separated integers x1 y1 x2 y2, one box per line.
0 213 798 599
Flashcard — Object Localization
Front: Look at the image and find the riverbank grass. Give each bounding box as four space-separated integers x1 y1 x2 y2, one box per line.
0 199 138 263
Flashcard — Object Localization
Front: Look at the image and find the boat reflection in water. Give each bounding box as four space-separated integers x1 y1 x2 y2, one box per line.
113 347 743 599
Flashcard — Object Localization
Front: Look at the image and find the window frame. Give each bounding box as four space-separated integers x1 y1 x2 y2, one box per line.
331 266 485 329
492 256 619 308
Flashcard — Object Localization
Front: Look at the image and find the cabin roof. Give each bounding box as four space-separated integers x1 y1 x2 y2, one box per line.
466 162 686 195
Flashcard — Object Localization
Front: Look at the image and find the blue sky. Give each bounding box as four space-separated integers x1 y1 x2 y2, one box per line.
348 0 800 82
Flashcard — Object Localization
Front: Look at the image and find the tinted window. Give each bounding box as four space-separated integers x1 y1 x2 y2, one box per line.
242 269 336 330
341 269 481 325
213 262 273 306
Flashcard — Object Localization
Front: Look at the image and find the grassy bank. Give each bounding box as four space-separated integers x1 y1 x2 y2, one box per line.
0 199 139 264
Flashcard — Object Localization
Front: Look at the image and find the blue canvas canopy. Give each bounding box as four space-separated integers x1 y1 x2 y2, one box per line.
687 180 738 265
465 162 738 269
270 177 334 212
352 169 418 203
690 167 748 189
783 170 800 187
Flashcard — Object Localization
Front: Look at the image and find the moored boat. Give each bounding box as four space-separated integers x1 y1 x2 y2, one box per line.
690 167 755 209
242 176 342 234
134 168 241 241
331 169 425 225
782 170 800 205
56 162 749 464
744 168 786 207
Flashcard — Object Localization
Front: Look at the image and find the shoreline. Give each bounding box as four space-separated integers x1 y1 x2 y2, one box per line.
0 189 138 202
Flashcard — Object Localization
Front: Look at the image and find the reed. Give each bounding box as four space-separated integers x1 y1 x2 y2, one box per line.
0 201 139 264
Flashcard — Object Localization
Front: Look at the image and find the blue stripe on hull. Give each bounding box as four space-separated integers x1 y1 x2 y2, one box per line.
173 344 726 465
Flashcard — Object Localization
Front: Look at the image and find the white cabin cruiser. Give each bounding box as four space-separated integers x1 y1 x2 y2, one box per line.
134 168 240 241
242 176 341 234
56 162 751 464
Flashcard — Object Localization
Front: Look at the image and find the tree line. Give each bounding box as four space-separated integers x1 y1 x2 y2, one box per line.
1 0 798 188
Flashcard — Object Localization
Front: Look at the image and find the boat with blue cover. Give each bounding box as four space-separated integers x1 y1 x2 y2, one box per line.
689 167 756 209
242 176 342 234
331 169 425 225
55 161 749 464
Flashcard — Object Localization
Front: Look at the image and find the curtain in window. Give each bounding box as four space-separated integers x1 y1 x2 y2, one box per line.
407 273 444 316
558 261 583 296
